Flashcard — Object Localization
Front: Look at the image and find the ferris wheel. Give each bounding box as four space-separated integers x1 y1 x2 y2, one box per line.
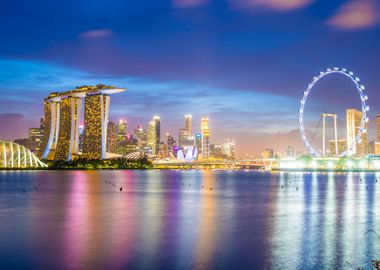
298 67 369 157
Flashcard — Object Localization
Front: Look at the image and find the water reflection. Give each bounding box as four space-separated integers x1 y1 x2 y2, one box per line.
0 170 379 269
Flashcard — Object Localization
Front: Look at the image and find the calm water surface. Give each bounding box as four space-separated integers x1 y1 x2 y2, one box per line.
0 170 379 269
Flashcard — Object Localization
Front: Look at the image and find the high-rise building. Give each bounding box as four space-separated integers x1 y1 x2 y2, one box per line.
41 97 61 160
195 133 202 151
41 85 126 160
117 119 127 145
210 144 223 159
29 128 43 154
376 114 380 141
184 114 192 135
28 118 45 157
262 149 274 159
201 117 210 159
82 94 110 159
55 97 82 161
346 108 367 156
107 121 118 153
134 125 147 149
166 133 175 152
147 116 161 155
223 139 236 159
368 140 380 155
329 139 347 156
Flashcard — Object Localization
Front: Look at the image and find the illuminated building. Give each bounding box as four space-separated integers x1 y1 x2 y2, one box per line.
166 133 175 152
147 116 160 155
41 85 126 160
117 119 127 147
55 97 82 160
185 114 192 135
201 117 210 159
346 108 367 156
82 94 110 159
210 144 223 159
107 121 118 153
377 114 380 141
369 141 380 155
134 125 147 149
195 133 202 151
28 119 44 156
329 139 347 156
285 146 295 158
262 149 274 159
223 139 236 160
41 97 61 160
179 114 193 148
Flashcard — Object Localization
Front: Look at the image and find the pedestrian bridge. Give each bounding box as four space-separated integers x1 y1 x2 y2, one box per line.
0 141 47 169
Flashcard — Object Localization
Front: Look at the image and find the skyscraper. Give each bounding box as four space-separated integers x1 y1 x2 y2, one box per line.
117 119 127 145
223 139 236 159
201 117 210 159
147 116 161 155
41 97 61 160
55 97 82 161
166 133 175 152
41 85 126 160
184 114 192 135
134 125 147 149
376 114 380 141
82 94 110 159
107 121 118 153
346 108 367 156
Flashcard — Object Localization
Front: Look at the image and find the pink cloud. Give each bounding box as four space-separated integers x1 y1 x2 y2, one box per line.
79 29 113 39
230 0 313 11
172 0 208 8
327 0 380 30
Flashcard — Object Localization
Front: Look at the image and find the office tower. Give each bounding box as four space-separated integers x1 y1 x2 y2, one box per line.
210 144 223 159
377 114 380 141
223 139 236 159
55 97 82 161
184 114 192 135
201 117 210 159
29 128 43 154
41 97 61 159
368 141 380 155
346 108 367 156
195 133 202 151
166 133 175 152
262 148 274 159
329 139 347 156
153 116 161 154
82 94 110 159
135 125 147 149
107 121 118 153
118 119 127 145
147 116 160 155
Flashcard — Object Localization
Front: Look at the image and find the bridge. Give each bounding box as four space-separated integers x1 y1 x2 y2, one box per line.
153 159 277 170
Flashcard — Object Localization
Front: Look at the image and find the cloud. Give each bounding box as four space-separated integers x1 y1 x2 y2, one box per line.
79 29 113 39
0 113 29 140
172 0 208 8
327 0 380 30
230 0 313 11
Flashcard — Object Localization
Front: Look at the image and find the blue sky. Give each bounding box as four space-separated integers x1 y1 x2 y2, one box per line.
0 0 379 156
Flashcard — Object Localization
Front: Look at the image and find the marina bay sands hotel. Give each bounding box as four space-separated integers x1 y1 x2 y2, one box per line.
41 84 126 161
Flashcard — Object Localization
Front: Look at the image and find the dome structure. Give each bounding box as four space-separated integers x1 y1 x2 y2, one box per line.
0 141 47 168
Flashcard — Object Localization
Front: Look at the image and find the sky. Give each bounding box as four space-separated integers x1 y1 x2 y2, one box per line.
0 0 379 157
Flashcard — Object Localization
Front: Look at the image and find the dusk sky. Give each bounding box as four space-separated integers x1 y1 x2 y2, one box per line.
1 0 379 156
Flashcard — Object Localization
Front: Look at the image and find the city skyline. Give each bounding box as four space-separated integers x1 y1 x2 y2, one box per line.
0 1 380 156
